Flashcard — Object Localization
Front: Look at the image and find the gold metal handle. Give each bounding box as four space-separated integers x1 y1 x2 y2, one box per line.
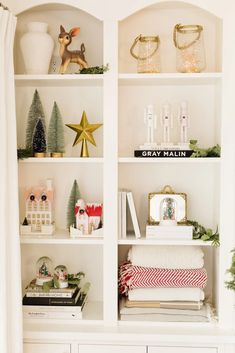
130 34 160 61
173 24 202 50
161 185 175 194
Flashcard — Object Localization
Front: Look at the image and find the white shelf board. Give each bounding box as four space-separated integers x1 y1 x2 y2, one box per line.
119 157 220 164
20 230 104 245
23 317 235 344
118 236 213 246
119 73 222 85
19 157 103 164
15 74 103 87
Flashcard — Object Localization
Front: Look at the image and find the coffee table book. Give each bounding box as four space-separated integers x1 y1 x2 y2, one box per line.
23 288 80 306
25 280 78 298
22 292 88 320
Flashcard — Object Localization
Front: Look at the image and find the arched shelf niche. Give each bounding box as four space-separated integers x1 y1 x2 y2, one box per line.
14 2 103 74
119 1 222 73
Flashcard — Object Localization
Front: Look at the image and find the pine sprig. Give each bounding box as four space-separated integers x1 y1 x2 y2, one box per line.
189 140 221 158
188 220 220 246
66 180 81 229
17 148 33 160
225 248 235 291
79 64 109 74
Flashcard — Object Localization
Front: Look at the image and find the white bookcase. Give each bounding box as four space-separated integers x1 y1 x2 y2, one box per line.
11 0 235 351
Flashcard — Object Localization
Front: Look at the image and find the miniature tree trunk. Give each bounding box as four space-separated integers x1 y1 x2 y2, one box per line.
67 180 81 229
25 89 46 150
32 118 47 154
47 102 65 154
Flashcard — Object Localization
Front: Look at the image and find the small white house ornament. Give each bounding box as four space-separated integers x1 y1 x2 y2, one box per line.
20 22 54 74
70 198 103 238
20 179 55 235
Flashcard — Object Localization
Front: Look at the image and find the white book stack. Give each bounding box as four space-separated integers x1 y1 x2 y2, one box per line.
118 191 141 239
146 225 193 240
23 283 90 320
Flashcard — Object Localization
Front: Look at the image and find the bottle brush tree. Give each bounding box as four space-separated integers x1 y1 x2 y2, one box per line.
225 248 235 291
67 180 81 229
32 117 47 154
25 89 46 149
47 102 65 154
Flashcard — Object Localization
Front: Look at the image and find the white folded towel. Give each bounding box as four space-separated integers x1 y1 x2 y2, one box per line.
119 299 211 322
128 287 205 302
128 245 204 269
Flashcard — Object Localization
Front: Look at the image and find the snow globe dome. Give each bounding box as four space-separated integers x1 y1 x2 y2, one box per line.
36 256 53 286
160 197 177 226
54 265 68 288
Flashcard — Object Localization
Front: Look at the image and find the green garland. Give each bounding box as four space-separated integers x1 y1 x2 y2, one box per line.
79 64 109 74
43 272 85 292
188 220 220 246
17 148 34 160
225 249 235 291
189 140 221 158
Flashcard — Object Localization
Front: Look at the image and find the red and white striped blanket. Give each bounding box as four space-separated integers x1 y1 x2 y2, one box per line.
118 262 207 295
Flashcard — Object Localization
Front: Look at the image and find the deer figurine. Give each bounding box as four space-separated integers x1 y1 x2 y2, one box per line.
58 25 88 74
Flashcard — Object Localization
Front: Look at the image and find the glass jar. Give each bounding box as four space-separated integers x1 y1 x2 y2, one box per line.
130 34 161 73
173 24 206 73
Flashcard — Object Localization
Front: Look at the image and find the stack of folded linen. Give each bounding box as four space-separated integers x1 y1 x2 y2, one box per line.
118 245 210 322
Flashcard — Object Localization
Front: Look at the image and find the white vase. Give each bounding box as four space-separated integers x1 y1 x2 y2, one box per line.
20 22 54 75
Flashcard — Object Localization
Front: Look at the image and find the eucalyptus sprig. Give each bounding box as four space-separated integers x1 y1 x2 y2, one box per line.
225 248 235 291
67 272 85 285
189 140 221 158
79 64 109 74
188 220 220 246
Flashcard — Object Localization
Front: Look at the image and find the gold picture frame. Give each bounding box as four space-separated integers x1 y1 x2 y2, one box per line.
148 185 187 225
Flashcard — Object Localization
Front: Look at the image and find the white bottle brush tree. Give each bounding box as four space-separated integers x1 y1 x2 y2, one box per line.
32 117 47 155
47 102 65 156
25 89 46 150
67 180 81 229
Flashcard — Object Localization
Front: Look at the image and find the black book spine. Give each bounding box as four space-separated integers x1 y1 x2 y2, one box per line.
134 150 194 158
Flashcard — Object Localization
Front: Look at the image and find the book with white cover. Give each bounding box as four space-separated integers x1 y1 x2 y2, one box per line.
23 308 83 320
146 225 193 239
118 191 122 239
23 292 88 320
121 191 127 238
126 192 141 239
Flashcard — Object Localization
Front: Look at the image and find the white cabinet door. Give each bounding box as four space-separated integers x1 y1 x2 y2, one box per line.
149 347 217 353
24 343 70 353
79 345 146 353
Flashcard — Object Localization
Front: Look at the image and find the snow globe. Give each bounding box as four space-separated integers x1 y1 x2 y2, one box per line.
54 265 68 288
160 197 177 226
36 256 53 286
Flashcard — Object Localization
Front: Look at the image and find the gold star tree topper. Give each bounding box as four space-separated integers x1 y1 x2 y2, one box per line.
66 111 102 157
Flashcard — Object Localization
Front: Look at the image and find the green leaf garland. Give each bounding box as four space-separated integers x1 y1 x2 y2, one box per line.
188 220 220 246
189 140 221 158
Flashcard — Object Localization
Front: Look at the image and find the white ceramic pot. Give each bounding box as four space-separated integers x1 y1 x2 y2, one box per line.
20 22 54 74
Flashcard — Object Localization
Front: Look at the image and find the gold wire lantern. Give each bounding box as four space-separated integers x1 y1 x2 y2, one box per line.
173 24 206 73
130 34 161 73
